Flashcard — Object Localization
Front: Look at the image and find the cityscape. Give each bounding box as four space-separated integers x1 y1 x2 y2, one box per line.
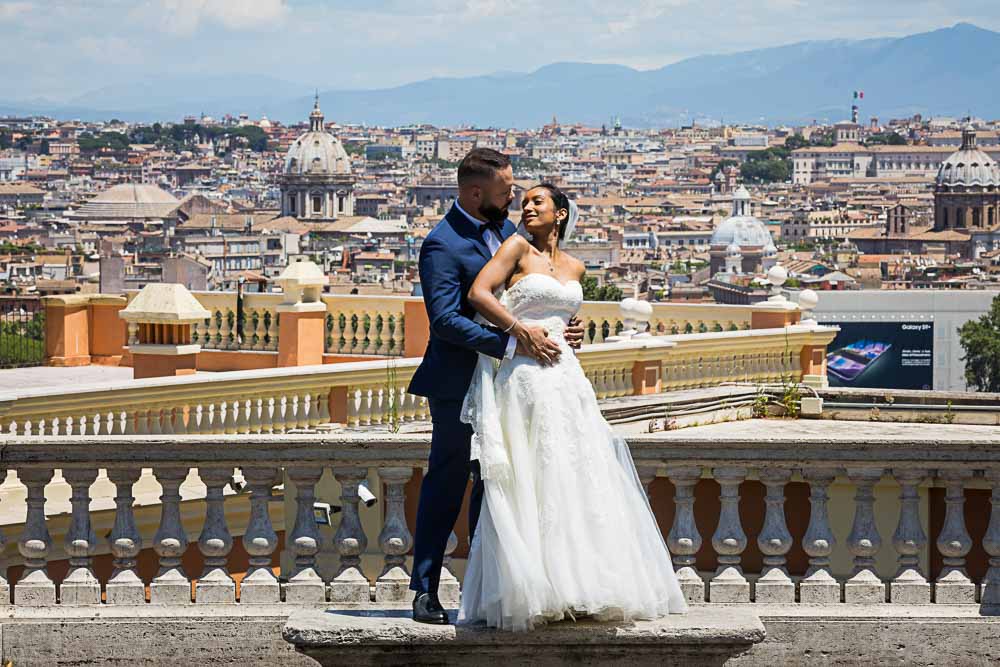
0 4 999 665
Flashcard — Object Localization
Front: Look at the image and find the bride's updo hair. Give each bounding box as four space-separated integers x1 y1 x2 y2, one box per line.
534 183 570 240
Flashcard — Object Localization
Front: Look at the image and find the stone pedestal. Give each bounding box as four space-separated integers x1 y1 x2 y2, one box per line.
276 260 329 367
42 295 91 366
120 284 211 380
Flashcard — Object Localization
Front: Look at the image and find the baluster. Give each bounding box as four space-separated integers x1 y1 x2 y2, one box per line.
666 466 704 602
390 313 404 356
127 321 138 346
358 388 373 426
248 397 263 434
160 407 175 435
148 407 163 435
329 310 343 354
307 392 322 428
233 399 249 434
844 468 886 603
240 467 281 603
15 468 55 605
224 399 238 434
376 467 415 602
709 467 749 603
891 468 930 603
375 313 389 355
148 467 191 604
755 468 795 603
211 402 225 435
195 467 236 602
285 467 326 602
982 468 1000 605
106 468 145 604
935 469 976 603
330 467 371 603
60 469 101 604
173 404 187 434
347 312 362 354
274 396 289 433
439 530 461 605
799 468 841 603
371 388 384 425
297 393 311 430
317 391 331 426
362 313 376 355
260 397 276 434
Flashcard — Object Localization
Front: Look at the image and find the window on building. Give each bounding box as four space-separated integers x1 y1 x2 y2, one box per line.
338 195 346 213
312 195 322 214
288 195 296 214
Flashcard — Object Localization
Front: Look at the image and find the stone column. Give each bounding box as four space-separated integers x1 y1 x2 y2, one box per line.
666 466 704 603
284 466 326 602
709 467 749 603
755 468 795 603
196 467 236 603
106 468 145 604
0 467 7 602
983 469 1000 606
16 468 55 605
890 469 930 603
844 468 886 603
61 468 101 605
799 468 841 603
935 469 976 604
150 467 191 604
330 467 370 604
240 467 281 604
376 467 415 603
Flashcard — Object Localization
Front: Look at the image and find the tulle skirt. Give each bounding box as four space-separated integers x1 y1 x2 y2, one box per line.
458 350 688 631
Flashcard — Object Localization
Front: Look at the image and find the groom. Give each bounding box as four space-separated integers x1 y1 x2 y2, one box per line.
407 148 582 624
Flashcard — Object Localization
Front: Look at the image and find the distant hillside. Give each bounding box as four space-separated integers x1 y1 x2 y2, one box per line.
4 23 1000 126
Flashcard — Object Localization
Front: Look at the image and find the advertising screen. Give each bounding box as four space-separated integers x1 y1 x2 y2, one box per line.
819 321 933 390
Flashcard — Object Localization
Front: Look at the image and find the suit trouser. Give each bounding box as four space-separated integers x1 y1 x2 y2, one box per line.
409 397 484 596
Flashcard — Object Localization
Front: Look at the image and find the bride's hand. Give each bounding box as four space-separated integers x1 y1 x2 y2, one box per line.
564 317 584 351
514 323 561 366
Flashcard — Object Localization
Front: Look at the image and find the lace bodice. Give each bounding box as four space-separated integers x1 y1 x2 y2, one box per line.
503 273 583 341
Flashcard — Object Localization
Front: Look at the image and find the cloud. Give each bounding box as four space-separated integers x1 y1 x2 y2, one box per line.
154 0 288 34
0 1 32 20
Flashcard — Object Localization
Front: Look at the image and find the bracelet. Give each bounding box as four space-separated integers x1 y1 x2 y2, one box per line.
502 320 519 334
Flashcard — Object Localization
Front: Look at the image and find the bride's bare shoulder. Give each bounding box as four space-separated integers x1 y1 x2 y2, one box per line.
561 252 586 280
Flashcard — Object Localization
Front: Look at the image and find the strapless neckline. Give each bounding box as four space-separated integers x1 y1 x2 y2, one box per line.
507 272 580 293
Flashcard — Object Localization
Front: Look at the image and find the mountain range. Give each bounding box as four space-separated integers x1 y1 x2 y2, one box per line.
4 22 1000 127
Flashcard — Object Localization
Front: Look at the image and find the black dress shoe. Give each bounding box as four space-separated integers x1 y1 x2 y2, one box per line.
412 592 449 625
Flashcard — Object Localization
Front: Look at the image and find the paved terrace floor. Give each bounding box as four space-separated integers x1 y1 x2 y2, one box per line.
0 364 136 389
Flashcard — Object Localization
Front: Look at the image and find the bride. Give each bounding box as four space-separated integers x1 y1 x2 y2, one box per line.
457 183 688 631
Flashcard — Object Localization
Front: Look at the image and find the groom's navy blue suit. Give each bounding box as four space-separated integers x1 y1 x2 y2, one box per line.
408 204 516 596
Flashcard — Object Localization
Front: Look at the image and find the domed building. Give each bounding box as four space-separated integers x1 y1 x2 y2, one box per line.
934 124 1000 234
709 186 775 274
279 96 355 221
70 183 181 224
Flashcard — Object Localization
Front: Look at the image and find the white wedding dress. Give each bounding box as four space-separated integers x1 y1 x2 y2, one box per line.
458 273 688 631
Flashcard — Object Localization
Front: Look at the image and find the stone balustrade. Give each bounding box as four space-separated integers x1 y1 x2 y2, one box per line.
1 325 835 436
0 421 996 609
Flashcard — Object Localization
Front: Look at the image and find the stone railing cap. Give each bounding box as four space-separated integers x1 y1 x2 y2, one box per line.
40 294 93 307
119 283 211 323
277 260 328 287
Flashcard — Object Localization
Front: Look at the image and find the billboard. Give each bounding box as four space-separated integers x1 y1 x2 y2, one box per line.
820 321 934 390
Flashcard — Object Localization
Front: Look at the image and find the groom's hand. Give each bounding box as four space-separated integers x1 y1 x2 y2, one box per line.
564 317 585 351
515 325 561 365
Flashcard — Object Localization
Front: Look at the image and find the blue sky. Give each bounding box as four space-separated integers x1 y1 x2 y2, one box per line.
4 0 1000 101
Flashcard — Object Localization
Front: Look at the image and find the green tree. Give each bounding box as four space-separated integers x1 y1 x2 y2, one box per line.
0 130 11 150
865 132 907 146
710 159 738 181
958 294 1000 392
784 134 810 150
580 275 623 301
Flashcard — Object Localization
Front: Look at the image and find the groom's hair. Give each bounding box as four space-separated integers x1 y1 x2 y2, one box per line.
458 148 511 187
536 183 571 240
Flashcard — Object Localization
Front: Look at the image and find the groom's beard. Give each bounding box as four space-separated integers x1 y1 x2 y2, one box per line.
478 202 509 223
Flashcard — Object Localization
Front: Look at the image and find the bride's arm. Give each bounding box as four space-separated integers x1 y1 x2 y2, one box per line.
469 236 561 364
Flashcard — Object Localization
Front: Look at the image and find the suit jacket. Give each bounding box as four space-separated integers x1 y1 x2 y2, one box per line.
408 205 516 401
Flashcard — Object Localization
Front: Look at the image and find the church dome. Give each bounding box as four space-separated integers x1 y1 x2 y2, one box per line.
284 97 351 177
71 183 180 220
711 185 773 248
936 125 1000 188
